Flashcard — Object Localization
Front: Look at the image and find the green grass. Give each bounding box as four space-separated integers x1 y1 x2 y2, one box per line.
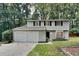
28 37 79 56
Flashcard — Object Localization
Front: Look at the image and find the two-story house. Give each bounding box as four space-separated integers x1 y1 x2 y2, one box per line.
13 19 69 43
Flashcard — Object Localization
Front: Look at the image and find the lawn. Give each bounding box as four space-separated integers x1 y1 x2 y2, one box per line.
28 37 79 56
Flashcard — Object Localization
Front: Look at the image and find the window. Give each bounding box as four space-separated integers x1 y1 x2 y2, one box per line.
61 21 63 26
55 21 63 26
39 21 41 26
45 21 52 26
33 21 35 26
50 21 52 26
44 21 52 26
47 21 50 26
35 21 39 26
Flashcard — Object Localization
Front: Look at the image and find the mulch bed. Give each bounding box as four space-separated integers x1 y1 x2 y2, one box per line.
61 46 79 56
69 33 79 37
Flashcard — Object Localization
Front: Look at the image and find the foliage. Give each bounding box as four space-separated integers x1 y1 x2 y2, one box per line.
32 3 79 20
2 30 13 42
0 3 31 39
69 28 79 33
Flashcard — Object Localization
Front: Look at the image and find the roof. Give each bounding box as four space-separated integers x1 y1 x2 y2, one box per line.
27 19 69 22
13 26 46 31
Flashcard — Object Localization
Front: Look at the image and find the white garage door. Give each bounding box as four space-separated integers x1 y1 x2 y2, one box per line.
39 31 46 42
13 31 39 43
26 31 39 43
13 31 27 42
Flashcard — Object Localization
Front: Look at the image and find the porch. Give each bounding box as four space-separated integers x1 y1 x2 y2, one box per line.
46 30 69 42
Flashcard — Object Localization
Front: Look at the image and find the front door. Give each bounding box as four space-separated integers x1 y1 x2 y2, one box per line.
46 32 50 42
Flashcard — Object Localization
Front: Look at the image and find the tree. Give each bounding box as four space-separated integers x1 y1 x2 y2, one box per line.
0 3 31 39
32 3 51 20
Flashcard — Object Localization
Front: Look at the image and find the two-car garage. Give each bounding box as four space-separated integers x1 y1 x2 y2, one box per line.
13 26 46 43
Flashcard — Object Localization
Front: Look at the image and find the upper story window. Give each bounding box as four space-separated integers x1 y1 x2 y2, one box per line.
33 21 39 26
33 21 35 26
33 21 63 26
46 21 51 26
50 21 52 26
47 21 50 26
44 21 52 26
55 21 63 26
61 21 63 26
35 21 39 26
39 21 41 26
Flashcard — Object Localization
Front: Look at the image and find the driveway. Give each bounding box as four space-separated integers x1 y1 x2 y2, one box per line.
0 42 37 56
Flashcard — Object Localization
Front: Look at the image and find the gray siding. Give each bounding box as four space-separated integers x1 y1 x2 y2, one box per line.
41 21 44 26
27 22 33 27
50 31 56 41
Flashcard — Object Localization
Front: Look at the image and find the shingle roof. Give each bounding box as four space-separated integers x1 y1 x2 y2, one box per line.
13 26 46 31
27 19 69 22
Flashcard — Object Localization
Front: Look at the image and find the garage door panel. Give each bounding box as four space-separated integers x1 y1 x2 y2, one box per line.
39 31 46 42
14 31 27 42
27 31 38 43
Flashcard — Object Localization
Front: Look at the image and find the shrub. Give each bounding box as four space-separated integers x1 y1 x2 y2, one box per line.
2 30 13 42
69 28 79 34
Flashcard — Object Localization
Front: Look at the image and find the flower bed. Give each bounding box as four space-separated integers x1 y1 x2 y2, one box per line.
61 46 79 56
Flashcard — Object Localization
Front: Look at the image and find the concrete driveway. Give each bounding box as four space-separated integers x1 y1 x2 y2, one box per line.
0 42 37 56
